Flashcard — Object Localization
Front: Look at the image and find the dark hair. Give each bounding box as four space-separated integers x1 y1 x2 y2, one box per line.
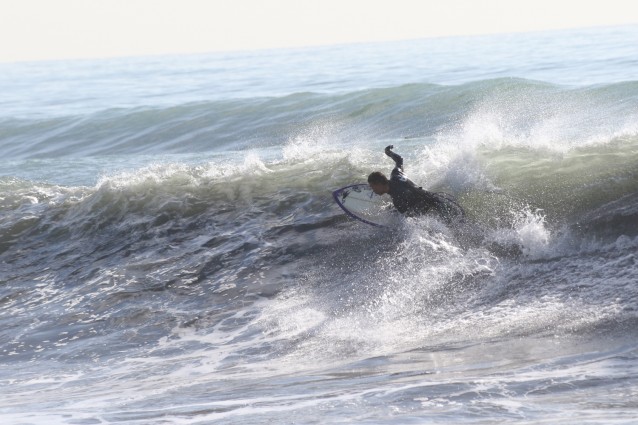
367 171 389 185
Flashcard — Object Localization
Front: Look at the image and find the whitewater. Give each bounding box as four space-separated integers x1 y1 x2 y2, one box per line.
1 25 638 424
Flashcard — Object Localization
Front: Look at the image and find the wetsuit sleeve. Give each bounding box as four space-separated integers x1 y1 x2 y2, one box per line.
385 145 403 171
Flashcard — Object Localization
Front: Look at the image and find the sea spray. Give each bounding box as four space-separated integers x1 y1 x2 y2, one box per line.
2 25 638 424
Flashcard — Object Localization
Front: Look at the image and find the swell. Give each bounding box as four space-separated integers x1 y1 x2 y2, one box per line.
1 76 637 358
2 78 637 159
1 141 637 368
462 134 638 228
0 159 341 283
2 130 638 269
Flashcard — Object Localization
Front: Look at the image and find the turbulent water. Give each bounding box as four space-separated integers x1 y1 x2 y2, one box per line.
1 26 638 424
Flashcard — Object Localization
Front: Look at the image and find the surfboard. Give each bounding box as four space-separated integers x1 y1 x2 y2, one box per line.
332 183 395 227
333 184 465 227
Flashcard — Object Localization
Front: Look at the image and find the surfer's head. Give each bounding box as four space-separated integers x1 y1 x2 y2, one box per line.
368 172 390 195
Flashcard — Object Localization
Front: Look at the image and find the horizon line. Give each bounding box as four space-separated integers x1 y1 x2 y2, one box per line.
2 22 636 66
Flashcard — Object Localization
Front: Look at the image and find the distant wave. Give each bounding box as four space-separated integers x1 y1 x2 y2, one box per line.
1 78 637 159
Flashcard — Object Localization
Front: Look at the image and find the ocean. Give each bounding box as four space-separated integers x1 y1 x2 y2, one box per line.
1 25 638 424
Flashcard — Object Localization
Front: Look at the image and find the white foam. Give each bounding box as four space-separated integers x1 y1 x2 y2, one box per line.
487 208 552 258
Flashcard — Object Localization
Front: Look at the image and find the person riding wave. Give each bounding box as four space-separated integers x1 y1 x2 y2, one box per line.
367 145 464 223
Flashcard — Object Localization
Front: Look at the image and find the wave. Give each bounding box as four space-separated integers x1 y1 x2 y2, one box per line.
1 149 637 421
2 78 637 159
2 126 637 261
1 77 637 382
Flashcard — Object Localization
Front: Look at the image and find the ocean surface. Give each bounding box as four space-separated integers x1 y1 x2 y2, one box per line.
1 25 638 424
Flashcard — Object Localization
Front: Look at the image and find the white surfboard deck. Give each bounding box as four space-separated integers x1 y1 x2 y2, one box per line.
332 183 396 227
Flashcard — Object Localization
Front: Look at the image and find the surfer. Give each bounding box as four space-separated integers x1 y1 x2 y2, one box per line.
368 145 464 222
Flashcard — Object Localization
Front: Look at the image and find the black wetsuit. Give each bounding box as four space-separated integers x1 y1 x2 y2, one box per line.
385 147 464 222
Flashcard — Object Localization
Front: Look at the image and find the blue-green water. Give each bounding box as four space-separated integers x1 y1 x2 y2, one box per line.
1 25 638 424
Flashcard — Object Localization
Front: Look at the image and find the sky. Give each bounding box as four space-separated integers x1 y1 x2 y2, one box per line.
1 0 637 63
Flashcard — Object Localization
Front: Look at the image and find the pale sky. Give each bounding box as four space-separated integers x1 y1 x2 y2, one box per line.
1 0 637 63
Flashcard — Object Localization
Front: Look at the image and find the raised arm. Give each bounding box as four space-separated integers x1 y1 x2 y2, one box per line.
384 145 403 170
